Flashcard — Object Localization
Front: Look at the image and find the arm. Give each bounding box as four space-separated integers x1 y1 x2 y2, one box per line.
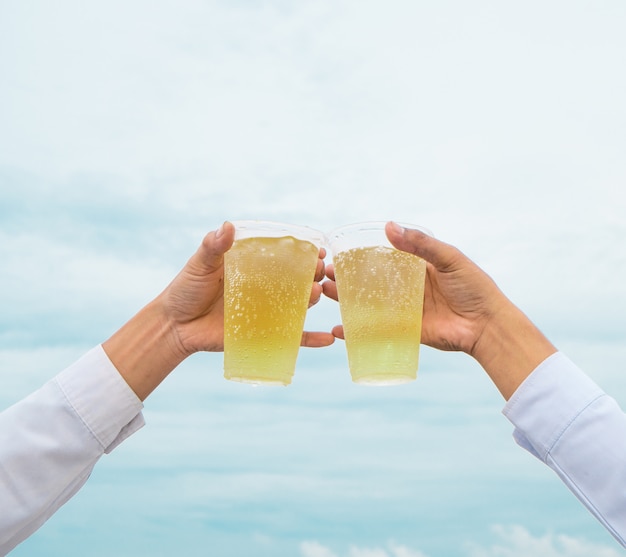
323 222 625 546
0 221 333 553
103 221 333 400
0 346 144 555
504 352 626 546
386 223 626 546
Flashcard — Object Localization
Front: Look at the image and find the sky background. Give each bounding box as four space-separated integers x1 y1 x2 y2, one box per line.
1 0 626 555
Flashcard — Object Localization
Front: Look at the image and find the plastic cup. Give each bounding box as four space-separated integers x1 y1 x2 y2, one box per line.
223 220 326 385
327 222 431 385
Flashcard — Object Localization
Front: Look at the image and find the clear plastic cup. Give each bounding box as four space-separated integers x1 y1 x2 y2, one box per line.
223 220 326 385
328 222 431 385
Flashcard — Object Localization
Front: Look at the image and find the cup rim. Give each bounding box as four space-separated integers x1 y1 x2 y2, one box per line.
327 221 433 241
230 219 327 246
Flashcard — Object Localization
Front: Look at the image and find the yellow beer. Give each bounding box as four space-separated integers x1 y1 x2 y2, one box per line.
333 244 427 385
223 230 321 385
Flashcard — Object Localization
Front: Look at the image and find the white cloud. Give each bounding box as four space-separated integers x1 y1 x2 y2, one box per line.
0 229 176 347
300 540 430 557
465 525 621 557
300 540 339 557
348 547 389 557
386 542 431 557
300 528 621 557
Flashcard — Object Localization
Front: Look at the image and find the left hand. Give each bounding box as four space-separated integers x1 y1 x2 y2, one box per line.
160 221 334 357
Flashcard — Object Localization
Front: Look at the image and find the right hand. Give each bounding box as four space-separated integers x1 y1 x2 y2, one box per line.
383 221 512 357
323 222 509 358
323 221 556 399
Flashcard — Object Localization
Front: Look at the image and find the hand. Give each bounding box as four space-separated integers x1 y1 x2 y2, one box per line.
323 221 556 399
161 221 334 356
323 222 513 354
382 221 509 356
104 222 333 400
157 221 235 356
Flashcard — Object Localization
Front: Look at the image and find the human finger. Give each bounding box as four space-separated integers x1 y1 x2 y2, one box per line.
301 330 335 347
322 280 338 301
309 282 322 308
321 264 338 301
385 221 460 272
314 248 326 283
331 324 344 340
194 221 236 274
325 264 335 281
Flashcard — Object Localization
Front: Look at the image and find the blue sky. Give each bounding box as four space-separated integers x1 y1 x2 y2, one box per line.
1 0 626 555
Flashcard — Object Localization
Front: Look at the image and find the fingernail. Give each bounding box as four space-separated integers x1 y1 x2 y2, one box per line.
389 221 404 235
216 222 226 239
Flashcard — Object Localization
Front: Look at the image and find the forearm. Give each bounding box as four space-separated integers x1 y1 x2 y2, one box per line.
102 297 187 401
472 301 557 400
0 347 143 554
503 353 626 547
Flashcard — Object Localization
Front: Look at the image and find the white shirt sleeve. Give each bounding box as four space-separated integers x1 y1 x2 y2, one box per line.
0 345 144 556
503 351 626 547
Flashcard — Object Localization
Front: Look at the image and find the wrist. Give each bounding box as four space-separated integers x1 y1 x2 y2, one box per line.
472 301 557 400
102 299 188 401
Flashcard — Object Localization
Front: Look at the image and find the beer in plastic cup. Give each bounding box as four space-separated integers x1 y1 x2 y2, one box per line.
223 220 325 385
328 222 430 385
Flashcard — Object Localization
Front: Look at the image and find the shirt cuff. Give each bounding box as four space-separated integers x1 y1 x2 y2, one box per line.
54 345 145 454
502 351 606 461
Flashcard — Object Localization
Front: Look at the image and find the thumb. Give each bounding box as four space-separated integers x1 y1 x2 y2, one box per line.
196 221 236 273
385 221 459 272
